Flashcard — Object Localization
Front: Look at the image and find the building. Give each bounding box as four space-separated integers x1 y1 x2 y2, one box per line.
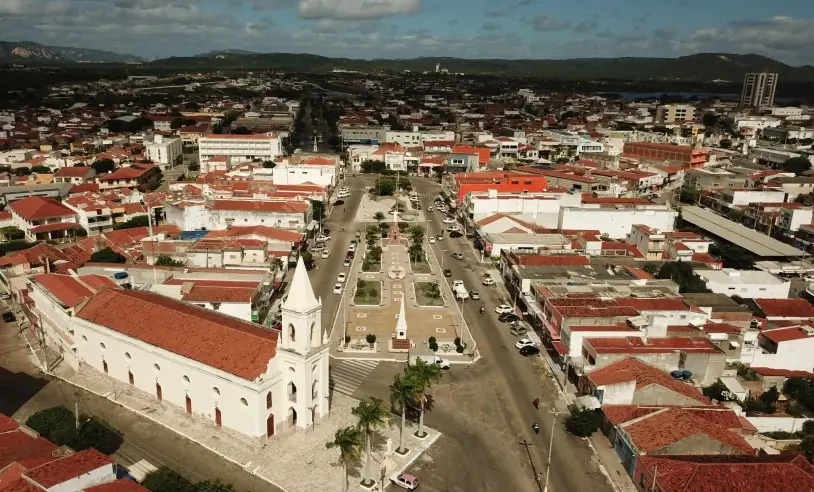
558 199 677 239
0 182 73 206
622 142 708 169
53 166 96 185
9 196 80 242
58 257 330 437
446 171 549 205
750 325 814 372
741 72 779 108
144 134 183 170
271 156 339 187
96 163 160 191
696 269 791 299
198 134 283 171
656 104 696 123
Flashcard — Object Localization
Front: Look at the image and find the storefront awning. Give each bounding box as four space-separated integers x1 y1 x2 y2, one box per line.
543 318 560 341
552 341 567 355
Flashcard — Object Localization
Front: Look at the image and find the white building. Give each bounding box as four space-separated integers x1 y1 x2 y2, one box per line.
385 128 455 148
347 144 380 172
748 326 814 372
272 156 339 187
8 196 79 242
735 116 782 131
696 269 791 299
44 257 330 438
164 199 311 232
198 134 283 172
463 189 580 229
558 203 677 239
145 134 183 170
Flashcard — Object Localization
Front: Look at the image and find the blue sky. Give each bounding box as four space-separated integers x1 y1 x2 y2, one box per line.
2 0 814 63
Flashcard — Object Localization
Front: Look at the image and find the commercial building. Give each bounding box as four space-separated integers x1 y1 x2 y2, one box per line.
198 134 283 172
740 72 779 108
655 104 695 123
272 156 340 187
622 142 708 169
144 134 183 170
696 268 791 299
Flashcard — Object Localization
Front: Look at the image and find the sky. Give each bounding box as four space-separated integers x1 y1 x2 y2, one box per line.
2 0 814 64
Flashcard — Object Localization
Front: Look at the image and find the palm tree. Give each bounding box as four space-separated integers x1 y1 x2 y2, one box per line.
270 257 284 273
389 374 416 454
374 211 386 222
325 426 364 492
352 397 389 487
405 358 443 438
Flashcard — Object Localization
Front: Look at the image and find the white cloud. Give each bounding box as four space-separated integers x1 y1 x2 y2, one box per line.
298 0 421 20
531 14 570 32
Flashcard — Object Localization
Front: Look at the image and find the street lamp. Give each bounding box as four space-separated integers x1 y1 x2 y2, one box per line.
543 410 564 492
441 250 448 269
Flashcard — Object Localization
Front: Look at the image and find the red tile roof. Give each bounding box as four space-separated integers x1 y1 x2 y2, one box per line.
54 167 92 178
26 449 113 488
603 405 745 430
512 254 590 266
761 327 813 344
617 298 688 311
28 222 82 234
83 479 150 491
754 299 814 318
0 428 59 470
621 407 754 454
77 289 278 380
205 225 302 243
182 286 257 303
586 336 721 354
587 358 710 404
210 200 309 213
750 367 814 379
637 454 814 492
32 274 118 308
9 197 75 220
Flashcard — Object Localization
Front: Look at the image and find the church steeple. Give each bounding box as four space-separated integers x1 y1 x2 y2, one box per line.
281 256 322 354
283 256 320 314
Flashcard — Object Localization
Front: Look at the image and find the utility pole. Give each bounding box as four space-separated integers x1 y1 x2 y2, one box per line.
519 439 543 492
543 410 564 492
74 402 80 431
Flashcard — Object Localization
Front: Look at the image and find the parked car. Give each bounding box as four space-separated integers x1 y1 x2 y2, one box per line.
499 313 521 323
515 338 537 350
437 234 443 241
0 292 10 300
443 217 455 224
443 268 452 277
2 312 15 323
495 304 513 314
429 237 436 244
451 252 465 260
427 206 434 212
343 258 352 267
333 283 343 295
311 244 325 253
337 272 347 283
334 199 344 206
316 234 331 242
346 250 355 259
449 231 463 238
470 291 480 300
321 250 331 259
390 473 419 490
482 277 495 286
519 345 541 356
355 231 362 239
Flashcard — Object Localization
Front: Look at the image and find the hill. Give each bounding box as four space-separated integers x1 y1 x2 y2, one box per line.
0 41 143 64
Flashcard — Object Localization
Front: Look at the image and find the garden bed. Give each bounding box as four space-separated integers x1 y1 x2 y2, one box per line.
411 259 431 274
354 280 382 305
415 281 444 307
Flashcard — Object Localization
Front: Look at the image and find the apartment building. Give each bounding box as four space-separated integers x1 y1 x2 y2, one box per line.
622 142 708 169
272 155 339 187
96 163 160 191
655 104 695 123
740 72 779 108
144 134 183 169
198 134 283 171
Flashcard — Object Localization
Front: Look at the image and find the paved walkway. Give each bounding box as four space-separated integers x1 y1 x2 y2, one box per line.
50 363 441 492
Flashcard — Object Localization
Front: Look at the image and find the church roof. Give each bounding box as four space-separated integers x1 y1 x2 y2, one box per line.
283 256 320 313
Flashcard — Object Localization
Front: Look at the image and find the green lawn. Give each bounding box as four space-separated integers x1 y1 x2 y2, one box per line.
415 281 443 307
411 259 431 274
354 280 382 305
362 260 381 272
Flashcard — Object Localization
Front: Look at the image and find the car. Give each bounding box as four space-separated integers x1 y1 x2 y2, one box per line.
355 231 362 239
470 291 480 300
452 280 464 288
520 345 541 356
337 272 347 283
427 206 434 212
311 245 325 253
443 268 452 277
2 312 15 323
429 237 436 244
316 234 331 242
390 473 419 490
348 243 356 251
451 252 465 260
447 225 460 232
334 200 344 206
333 283 343 295
437 234 443 241
323 228 331 235
499 313 521 323
495 304 513 314
321 250 331 259
515 339 537 349
343 258 352 267
442 217 455 224
346 250 355 259
0 292 10 300
482 277 495 286
449 231 463 238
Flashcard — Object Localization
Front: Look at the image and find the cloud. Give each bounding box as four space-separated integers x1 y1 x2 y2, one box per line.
572 21 596 33
486 10 506 18
531 14 571 32
298 0 421 20
481 22 500 31
311 19 380 34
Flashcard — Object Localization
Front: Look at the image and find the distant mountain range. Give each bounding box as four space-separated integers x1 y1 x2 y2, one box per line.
0 41 144 63
2 41 814 82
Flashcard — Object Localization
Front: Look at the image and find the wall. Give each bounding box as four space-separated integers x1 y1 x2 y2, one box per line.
29 285 80 371
596 380 636 405
631 384 707 406
558 207 677 239
272 164 335 187
746 416 814 433
209 209 305 231
750 337 814 372
49 463 116 492
590 352 679 375
702 277 790 299
74 317 280 438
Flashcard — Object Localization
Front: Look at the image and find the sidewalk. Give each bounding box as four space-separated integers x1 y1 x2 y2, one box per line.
50 363 441 492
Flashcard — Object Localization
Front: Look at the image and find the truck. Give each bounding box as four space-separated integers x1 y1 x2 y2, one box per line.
452 280 469 300
409 348 451 369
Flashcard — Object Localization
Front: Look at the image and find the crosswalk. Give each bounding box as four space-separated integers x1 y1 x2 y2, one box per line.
342 186 436 198
329 359 379 396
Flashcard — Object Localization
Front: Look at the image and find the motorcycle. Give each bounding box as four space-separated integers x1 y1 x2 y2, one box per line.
533 398 540 409
532 422 540 434
479 307 485 315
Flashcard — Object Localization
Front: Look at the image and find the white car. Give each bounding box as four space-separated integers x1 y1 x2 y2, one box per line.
515 339 537 350
495 304 513 314
316 234 331 242
337 272 347 283
429 237 436 244
321 250 331 259
333 283 343 295
427 206 434 212
442 217 455 224
482 277 495 286
343 258 352 267
348 243 356 252
389 473 419 490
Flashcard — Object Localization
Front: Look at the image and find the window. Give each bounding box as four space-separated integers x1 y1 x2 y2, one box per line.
266 392 272 409
213 387 220 396
99 342 106 350
289 323 296 342
153 363 160 372
183 375 190 383
240 398 248 406
82 335 87 342
125 352 131 360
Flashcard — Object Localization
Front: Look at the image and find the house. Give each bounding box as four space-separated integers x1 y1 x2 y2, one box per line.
96 163 160 191
635 454 814 492
696 269 791 299
53 166 95 185
749 325 814 372
581 357 711 406
151 278 263 322
753 298 814 320
271 155 339 187
8 196 81 242
207 200 311 231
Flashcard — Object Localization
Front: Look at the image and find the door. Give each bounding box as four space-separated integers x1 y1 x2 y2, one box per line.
102 360 108 374
185 395 192 414
266 415 274 437
215 407 222 428
128 371 134 385
156 383 162 402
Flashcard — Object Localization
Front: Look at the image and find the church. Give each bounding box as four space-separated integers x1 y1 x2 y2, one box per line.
34 257 330 438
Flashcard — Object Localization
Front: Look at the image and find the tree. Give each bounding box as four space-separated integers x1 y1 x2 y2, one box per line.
187 162 200 172
91 159 116 174
141 467 194 492
373 178 395 196
709 242 756 270
114 215 150 230
351 397 389 487
31 165 51 173
408 243 424 263
155 254 183 266
170 117 195 129
90 247 127 264
565 408 599 437
678 186 700 204
404 358 443 438
702 113 719 128
300 251 313 266
408 225 425 244
719 139 732 149
656 262 710 293
390 374 416 455
325 426 364 492
760 386 780 413
262 160 275 168
0 226 24 240
360 160 387 174
231 126 251 135
373 212 386 222
13 167 31 176
702 381 736 402
781 156 812 175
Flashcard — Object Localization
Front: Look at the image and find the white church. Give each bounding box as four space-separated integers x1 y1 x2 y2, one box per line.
30 257 330 438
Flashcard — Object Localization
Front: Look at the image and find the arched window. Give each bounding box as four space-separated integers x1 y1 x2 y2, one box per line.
266 391 272 409
183 375 190 384
99 342 106 350
125 352 131 360
240 398 248 406
153 363 160 372
81 335 87 342
309 322 315 342
288 323 296 342
213 386 220 396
